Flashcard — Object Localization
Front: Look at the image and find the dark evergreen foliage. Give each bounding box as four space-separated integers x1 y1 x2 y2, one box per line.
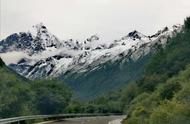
0 58 5 67
184 17 190 29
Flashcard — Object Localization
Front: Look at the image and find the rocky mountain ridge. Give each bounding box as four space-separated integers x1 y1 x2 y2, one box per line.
0 23 182 80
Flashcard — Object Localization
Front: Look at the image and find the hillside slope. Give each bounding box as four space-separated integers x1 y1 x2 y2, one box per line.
0 58 32 117
61 54 151 100
0 58 72 118
122 17 190 124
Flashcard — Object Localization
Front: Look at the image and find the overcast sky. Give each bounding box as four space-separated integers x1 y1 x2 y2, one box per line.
0 0 190 41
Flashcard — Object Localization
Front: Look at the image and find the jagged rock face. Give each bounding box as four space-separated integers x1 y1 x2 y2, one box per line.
0 23 181 80
0 23 61 54
0 33 34 53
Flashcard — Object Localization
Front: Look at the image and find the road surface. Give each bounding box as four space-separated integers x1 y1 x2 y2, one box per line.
40 115 125 124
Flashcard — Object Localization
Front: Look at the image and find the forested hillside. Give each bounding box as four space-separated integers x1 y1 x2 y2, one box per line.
121 16 190 124
0 58 72 118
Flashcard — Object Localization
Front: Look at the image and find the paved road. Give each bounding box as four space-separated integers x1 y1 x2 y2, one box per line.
42 115 125 124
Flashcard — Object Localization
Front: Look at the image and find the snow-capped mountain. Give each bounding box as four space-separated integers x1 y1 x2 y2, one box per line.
0 23 182 100
0 23 181 80
0 23 62 54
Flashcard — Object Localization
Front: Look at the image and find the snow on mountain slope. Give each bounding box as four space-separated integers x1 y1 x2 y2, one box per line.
0 23 182 79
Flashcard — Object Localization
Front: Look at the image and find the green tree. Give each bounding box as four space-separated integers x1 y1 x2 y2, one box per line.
0 58 5 67
31 79 72 114
159 81 182 100
184 17 190 29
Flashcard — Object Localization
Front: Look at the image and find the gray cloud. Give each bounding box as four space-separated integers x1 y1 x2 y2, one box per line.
0 0 190 41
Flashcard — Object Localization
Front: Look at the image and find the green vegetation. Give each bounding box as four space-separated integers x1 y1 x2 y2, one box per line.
31 79 72 114
123 65 190 124
0 60 72 118
65 91 123 114
0 61 32 117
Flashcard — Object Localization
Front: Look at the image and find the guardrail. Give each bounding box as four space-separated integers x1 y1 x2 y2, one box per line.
0 113 122 124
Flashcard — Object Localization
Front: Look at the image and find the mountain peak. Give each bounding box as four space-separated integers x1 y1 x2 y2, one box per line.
33 22 47 29
86 35 100 42
150 24 182 39
29 23 49 38
127 30 147 40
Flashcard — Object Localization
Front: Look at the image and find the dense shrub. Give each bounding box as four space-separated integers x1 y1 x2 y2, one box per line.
150 101 190 124
159 81 182 100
